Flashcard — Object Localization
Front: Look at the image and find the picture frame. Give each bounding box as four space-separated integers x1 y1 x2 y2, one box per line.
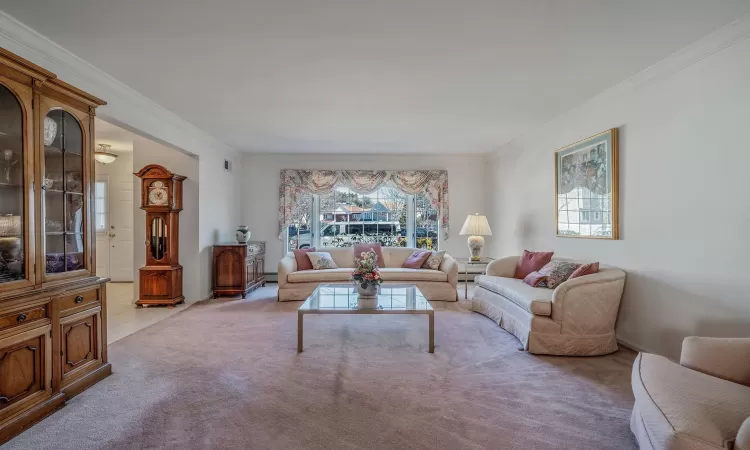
554 128 619 239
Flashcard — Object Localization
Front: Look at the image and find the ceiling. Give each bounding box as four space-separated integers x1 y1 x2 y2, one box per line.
2 0 749 154
95 119 134 153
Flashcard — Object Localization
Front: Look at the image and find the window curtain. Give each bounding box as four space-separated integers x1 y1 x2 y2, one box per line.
278 169 449 240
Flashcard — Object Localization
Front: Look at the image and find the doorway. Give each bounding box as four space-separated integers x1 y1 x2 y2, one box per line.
95 118 190 344
95 152 134 281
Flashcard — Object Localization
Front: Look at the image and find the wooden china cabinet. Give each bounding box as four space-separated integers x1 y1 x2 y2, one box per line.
0 48 110 443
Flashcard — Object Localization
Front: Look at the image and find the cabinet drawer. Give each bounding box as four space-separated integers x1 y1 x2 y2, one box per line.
58 289 100 315
0 303 49 333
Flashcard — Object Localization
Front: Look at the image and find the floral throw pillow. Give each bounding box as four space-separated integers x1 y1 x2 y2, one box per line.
421 251 446 270
306 252 339 270
536 261 581 289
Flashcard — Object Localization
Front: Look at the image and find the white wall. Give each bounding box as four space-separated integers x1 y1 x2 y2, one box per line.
0 12 242 300
132 138 201 303
197 156 242 297
242 153 486 262
484 33 750 359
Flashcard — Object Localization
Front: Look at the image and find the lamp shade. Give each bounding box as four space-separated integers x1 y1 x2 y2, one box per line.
459 214 492 236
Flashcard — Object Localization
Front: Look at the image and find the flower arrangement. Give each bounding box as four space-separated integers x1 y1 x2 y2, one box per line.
351 250 382 291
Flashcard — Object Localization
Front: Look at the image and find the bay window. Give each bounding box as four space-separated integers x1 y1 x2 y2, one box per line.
286 186 439 253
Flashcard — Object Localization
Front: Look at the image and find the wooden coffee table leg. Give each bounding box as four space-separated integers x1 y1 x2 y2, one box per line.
428 311 434 353
297 311 303 353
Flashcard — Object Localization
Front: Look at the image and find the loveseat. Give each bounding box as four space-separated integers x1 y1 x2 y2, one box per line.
277 247 458 302
631 337 750 450
471 256 626 356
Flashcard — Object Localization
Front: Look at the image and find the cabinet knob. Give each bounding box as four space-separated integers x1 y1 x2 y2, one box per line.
16 313 26 322
74 295 83 304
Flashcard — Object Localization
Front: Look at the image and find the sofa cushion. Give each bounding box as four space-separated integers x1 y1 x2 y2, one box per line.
402 250 431 268
287 267 447 283
421 251 446 270
292 247 316 271
316 247 356 268
379 268 447 282
381 247 417 268
474 275 552 316
306 252 339 270
514 250 554 279
536 260 581 288
569 261 599 279
632 353 750 449
288 268 352 283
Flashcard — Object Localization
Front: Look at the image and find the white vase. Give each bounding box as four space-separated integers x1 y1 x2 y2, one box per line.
356 283 379 298
235 225 250 243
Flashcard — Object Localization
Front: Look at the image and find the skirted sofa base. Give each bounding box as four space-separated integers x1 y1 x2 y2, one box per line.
472 285 619 356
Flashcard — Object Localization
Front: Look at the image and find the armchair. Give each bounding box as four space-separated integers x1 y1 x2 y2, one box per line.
631 337 750 450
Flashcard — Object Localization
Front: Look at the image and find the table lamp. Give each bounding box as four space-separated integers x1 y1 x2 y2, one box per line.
460 213 492 261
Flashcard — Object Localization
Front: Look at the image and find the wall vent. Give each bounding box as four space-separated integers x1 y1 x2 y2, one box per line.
224 159 231 171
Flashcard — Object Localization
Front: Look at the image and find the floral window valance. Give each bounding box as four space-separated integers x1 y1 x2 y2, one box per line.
278 169 450 240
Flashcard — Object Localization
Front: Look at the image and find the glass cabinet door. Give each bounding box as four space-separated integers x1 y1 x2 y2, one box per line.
43 109 85 274
0 85 25 283
149 216 168 260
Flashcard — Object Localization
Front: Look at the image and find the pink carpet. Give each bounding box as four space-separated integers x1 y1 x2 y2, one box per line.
6 286 637 449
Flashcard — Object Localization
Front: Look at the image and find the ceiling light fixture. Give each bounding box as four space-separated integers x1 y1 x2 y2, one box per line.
94 143 118 164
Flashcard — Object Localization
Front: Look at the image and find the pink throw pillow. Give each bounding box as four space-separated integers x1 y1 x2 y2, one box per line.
514 250 554 279
353 243 385 267
292 247 316 271
569 262 600 279
523 271 547 287
402 250 431 269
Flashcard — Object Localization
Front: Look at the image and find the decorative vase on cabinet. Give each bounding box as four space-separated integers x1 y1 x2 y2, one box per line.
0 46 110 445
235 225 250 243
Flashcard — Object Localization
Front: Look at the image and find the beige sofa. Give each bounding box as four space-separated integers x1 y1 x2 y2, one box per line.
277 247 458 302
471 256 626 356
631 337 750 450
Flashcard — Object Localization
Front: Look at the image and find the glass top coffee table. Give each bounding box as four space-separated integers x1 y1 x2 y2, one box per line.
297 284 434 353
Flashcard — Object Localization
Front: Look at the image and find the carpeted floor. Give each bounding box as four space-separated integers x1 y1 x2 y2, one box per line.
5 286 637 450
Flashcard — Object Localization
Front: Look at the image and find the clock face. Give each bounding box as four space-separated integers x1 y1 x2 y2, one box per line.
148 181 168 205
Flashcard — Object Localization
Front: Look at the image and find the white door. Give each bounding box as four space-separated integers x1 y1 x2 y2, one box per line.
95 175 109 277
94 161 134 282
108 167 134 281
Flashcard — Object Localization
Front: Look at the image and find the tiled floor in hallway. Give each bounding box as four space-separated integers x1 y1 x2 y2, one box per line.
106 282 189 344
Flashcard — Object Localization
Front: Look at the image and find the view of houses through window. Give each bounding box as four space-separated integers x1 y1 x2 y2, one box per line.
287 186 439 253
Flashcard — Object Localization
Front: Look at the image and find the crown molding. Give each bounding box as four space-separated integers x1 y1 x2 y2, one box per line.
486 13 750 161
0 10 236 158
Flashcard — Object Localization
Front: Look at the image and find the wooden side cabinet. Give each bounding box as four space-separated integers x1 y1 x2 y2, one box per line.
213 242 266 299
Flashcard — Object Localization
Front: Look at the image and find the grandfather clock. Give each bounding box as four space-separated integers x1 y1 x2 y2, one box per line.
135 164 187 307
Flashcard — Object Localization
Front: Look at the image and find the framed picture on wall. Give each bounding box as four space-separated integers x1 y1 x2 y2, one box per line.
555 128 619 239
